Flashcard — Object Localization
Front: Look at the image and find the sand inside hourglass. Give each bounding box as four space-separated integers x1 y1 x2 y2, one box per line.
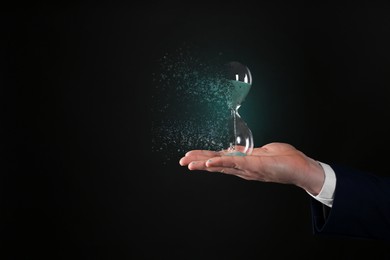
228 80 252 109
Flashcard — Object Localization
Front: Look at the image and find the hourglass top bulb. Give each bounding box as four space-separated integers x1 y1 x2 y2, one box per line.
224 61 252 110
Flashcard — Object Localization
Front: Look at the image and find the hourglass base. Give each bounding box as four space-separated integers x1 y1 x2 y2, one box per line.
221 145 248 156
223 151 247 156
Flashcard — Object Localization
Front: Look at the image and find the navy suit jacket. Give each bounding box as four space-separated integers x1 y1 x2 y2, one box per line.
311 164 390 240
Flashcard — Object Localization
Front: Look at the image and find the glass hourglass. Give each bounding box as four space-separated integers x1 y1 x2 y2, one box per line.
222 61 254 156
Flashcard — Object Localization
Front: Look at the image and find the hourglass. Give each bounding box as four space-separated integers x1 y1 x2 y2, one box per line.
222 61 254 156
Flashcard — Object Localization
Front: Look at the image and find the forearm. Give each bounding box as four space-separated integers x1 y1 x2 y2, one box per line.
311 164 390 240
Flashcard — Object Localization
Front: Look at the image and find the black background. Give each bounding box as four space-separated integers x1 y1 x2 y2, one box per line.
2 3 390 259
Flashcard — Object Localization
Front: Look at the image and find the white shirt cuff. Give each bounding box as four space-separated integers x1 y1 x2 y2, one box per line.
306 161 336 208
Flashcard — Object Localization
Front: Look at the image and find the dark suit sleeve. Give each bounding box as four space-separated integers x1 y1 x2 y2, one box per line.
311 164 390 240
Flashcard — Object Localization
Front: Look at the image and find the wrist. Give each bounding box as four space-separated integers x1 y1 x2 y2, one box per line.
299 159 326 195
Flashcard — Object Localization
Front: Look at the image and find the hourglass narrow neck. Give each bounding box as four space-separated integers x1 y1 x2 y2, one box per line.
231 108 237 148
230 105 241 114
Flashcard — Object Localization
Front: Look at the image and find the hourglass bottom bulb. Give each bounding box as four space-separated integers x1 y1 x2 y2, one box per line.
222 144 251 156
220 109 254 156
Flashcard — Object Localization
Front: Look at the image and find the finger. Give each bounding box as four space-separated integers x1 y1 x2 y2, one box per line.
186 160 244 175
234 173 258 181
179 154 217 166
217 167 244 176
185 150 221 157
205 156 248 169
179 150 222 166
179 157 191 166
187 160 207 170
215 170 259 181
202 166 245 176
187 161 248 180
